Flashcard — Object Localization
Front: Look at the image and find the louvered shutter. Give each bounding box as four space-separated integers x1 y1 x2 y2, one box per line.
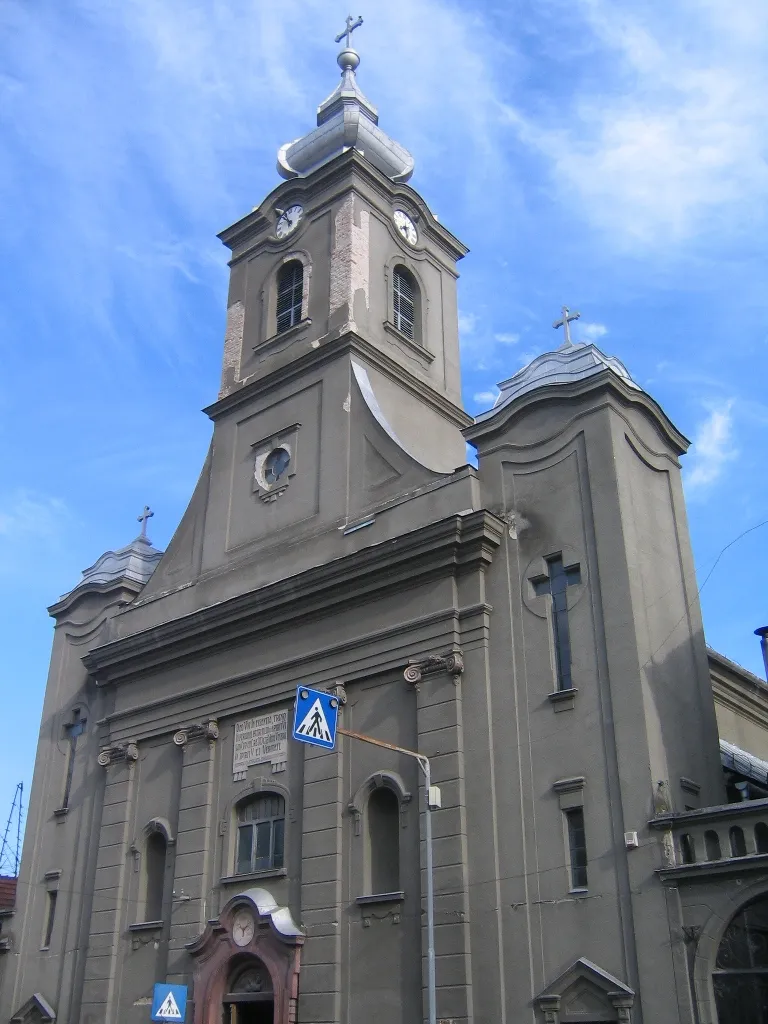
276 261 303 333
393 268 416 339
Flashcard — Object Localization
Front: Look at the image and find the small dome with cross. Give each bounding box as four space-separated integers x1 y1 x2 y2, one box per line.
60 506 163 601
474 307 641 422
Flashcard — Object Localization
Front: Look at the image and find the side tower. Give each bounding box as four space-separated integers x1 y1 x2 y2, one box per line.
132 28 475 625
3 522 162 1024
464 311 725 1023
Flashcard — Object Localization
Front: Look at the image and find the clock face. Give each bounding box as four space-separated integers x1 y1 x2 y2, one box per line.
393 210 418 246
275 204 303 239
232 909 255 947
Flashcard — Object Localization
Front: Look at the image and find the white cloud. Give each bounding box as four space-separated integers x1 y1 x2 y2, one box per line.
473 389 500 406
685 400 738 490
504 0 768 247
494 332 520 345
0 0 509 363
459 312 477 335
575 321 608 342
0 490 69 540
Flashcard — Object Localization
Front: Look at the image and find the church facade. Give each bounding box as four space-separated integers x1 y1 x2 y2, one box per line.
4 29 768 1024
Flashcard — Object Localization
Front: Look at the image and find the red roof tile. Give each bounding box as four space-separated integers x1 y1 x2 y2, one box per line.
0 876 17 910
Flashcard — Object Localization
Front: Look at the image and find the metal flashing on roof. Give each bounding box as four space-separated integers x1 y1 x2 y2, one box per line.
720 738 768 786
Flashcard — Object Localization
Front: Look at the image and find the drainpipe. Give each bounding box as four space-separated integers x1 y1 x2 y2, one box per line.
756 627 768 683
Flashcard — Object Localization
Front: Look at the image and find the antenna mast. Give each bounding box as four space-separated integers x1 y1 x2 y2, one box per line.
0 782 24 876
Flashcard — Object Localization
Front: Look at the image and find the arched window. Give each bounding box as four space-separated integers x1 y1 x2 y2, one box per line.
730 826 747 858
755 823 768 854
704 830 722 861
680 833 696 864
392 266 418 341
276 261 303 334
367 787 400 894
714 895 768 1024
236 793 285 874
145 831 167 921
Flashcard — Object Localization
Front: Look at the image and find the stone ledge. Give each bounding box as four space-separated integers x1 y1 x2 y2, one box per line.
219 868 287 886
128 920 163 933
356 891 405 905
548 688 578 712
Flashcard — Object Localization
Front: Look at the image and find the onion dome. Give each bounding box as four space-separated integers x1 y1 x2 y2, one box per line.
277 19 414 183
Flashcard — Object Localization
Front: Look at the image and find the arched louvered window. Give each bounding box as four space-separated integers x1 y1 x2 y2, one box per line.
393 266 417 341
276 260 304 334
236 793 285 874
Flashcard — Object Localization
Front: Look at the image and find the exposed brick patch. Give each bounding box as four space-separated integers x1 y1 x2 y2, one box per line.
219 300 245 399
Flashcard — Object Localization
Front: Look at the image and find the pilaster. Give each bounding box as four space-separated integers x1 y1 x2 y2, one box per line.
167 722 219 983
298 741 344 1024
80 748 138 1022
406 651 473 1024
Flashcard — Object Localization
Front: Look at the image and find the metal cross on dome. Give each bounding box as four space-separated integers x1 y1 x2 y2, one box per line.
553 306 581 348
137 505 154 541
335 14 363 48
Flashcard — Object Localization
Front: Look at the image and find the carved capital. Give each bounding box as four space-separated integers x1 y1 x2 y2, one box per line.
609 992 634 1022
98 742 139 767
404 650 464 685
537 994 561 1024
173 720 219 746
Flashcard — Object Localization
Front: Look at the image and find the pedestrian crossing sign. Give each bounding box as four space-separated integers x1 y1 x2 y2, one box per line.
292 686 339 750
151 983 187 1021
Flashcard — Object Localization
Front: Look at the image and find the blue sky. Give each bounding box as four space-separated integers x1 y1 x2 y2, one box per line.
1 0 767 843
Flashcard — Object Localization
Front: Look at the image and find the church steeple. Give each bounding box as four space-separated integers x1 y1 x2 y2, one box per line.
276 17 414 183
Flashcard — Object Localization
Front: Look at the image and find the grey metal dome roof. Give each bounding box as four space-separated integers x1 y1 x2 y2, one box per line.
475 310 641 424
72 535 163 591
277 41 414 183
62 509 163 600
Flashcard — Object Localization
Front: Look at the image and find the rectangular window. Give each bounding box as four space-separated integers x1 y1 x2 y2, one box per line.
566 808 588 889
43 890 57 948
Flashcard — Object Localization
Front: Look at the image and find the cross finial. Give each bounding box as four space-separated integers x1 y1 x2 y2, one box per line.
553 306 581 348
335 14 363 49
137 505 154 542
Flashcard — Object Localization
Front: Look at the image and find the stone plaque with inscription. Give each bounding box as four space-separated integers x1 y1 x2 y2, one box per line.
233 710 288 780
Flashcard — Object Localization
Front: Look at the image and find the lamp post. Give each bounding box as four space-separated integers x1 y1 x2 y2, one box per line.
756 627 768 683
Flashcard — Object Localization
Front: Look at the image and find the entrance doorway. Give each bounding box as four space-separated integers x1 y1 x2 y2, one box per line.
223 1003 274 1024
223 961 274 1024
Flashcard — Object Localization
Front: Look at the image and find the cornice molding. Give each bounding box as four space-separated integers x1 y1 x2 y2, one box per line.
83 510 503 685
48 579 143 622
219 150 468 266
464 369 689 456
203 328 471 429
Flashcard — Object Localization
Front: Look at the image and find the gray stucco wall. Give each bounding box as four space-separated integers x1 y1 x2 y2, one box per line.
2 149 752 1024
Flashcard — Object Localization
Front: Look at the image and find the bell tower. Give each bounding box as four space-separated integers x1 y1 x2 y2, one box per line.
137 23 477 613
216 23 469 453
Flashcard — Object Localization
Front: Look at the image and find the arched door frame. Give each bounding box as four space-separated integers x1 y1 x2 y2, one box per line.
693 876 768 1024
186 888 303 1024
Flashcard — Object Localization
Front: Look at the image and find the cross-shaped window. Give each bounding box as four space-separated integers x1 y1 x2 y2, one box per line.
61 708 87 810
530 554 581 692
